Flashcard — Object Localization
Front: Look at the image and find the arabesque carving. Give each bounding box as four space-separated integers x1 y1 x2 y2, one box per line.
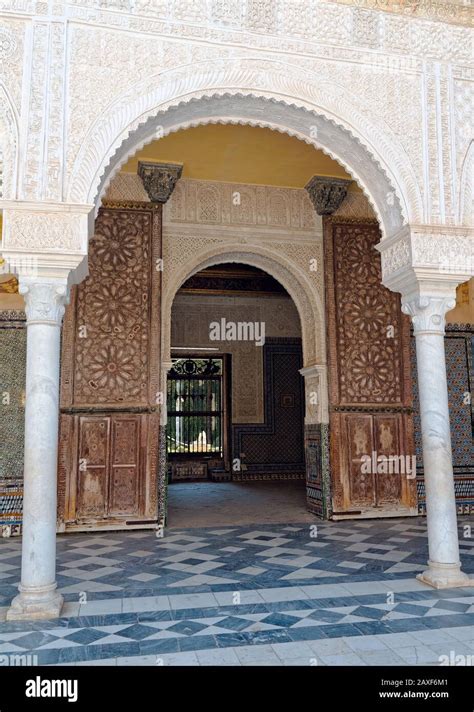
138 161 183 203
305 176 352 215
58 203 162 528
0 1 471 235
324 218 416 515
158 179 326 369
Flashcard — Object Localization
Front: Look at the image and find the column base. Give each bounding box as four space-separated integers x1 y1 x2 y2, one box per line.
417 560 474 590
6 585 63 621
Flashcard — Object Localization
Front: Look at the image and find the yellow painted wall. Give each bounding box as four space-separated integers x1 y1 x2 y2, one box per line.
121 124 359 190
447 279 474 324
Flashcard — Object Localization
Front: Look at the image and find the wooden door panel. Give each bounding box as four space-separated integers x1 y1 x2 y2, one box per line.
76 417 109 519
374 414 402 504
324 218 415 515
108 417 140 516
110 467 138 516
111 419 138 465
58 203 163 529
345 414 375 507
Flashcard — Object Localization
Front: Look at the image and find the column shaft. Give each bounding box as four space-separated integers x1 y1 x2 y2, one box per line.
406 295 472 589
415 332 461 569
7 280 67 620
21 321 61 588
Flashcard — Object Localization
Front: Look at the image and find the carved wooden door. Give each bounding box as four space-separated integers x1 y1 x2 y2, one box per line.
324 218 416 516
58 203 162 529
75 415 143 521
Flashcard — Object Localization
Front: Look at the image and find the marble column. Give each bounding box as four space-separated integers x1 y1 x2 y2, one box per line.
402 294 472 589
7 278 69 620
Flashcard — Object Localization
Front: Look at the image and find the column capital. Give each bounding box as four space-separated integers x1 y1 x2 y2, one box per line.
304 176 351 215
19 277 69 326
401 293 457 336
138 161 183 203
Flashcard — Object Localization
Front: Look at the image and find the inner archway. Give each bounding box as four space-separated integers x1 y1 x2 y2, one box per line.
166 262 314 528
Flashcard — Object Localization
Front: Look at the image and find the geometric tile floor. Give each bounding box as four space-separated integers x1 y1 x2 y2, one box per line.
0 517 473 665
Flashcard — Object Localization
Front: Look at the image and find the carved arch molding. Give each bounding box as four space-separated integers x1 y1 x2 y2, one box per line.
66 64 421 237
162 245 324 369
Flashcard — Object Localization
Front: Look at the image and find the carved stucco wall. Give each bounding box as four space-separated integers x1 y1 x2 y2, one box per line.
161 180 325 368
0 1 472 248
62 7 470 231
0 19 23 200
172 293 301 423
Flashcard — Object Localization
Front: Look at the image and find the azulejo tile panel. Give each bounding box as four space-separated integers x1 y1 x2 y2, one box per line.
0 311 26 531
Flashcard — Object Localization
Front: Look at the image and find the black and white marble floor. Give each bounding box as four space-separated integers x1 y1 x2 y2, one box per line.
0 518 473 666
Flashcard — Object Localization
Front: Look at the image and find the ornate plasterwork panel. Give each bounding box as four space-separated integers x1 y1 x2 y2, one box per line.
0 84 19 200
39 1 474 36
67 63 418 236
64 27 240 181
163 179 317 231
328 0 470 27
0 0 471 248
333 191 376 220
0 20 25 115
378 225 474 291
157 179 325 370
105 173 148 202
455 84 473 226
0 20 23 200
2 209 87 253
1 206 91 280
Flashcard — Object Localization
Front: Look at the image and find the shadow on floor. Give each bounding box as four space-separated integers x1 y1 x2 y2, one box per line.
166 480 315 528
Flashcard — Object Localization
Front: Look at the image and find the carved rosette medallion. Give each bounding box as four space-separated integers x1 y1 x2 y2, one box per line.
334 224 403 403
73 209 152 405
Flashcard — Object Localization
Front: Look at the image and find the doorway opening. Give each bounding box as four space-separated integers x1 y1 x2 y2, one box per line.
166 262 311 528
167 354 229 474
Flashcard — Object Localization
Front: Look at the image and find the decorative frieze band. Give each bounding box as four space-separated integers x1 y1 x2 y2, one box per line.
2 206 90 253
0 203 92 281
0 310 26 324
106 175 320 232
378 226 474 293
